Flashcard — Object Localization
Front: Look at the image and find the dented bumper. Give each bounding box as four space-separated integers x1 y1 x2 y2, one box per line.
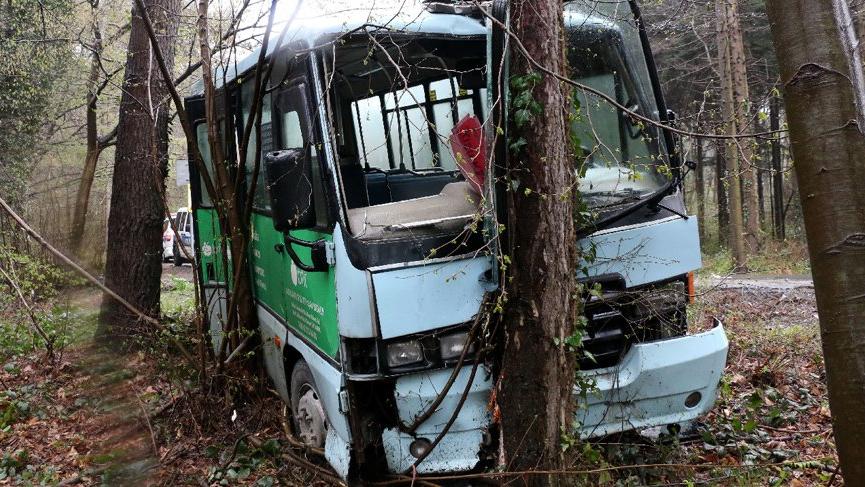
378 323 727 475
383 365 493 474
576 321 729 438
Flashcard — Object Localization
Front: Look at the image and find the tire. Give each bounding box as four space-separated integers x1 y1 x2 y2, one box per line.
173 243 183 266
290 360 327 448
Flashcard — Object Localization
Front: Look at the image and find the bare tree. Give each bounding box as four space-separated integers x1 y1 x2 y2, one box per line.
724 0 760 253
69 0 122 255
766 0 865 480
716 0 747 268
695 137 707 241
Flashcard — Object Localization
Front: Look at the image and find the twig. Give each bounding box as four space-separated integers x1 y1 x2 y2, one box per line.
0 265 54 358
247 435 346 486
761 424 826 435
149 391 185 419
474 2 785 141
222 433 252 468
56 465 109 486
133 389 159 457
222 330 254 366
826 463 841 486
370 457 834 485
278 403 325 456
412 353 482 469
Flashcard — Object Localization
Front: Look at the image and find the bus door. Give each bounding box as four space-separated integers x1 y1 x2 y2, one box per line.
243 80 287 325
266 65 340 361
187 95 232 353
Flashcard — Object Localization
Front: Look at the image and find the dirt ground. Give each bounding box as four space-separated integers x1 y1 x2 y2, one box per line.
0 267 840 485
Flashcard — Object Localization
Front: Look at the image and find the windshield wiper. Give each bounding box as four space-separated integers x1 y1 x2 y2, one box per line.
583 188 647 208
576 178 676 239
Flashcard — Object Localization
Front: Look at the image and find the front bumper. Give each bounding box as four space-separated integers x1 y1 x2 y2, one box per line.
378 323 727 474
382 365 493 474
576 321 729 438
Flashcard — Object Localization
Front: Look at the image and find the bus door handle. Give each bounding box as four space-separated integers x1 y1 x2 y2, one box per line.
282 235 330 273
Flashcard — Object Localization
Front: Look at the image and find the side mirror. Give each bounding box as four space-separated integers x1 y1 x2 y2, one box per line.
264 149 315 232
265 149 330 273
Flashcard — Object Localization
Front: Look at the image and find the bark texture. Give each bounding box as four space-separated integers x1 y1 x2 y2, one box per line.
499 0 578 481
715 138 729 240
766 0 865 480
98 0 179 341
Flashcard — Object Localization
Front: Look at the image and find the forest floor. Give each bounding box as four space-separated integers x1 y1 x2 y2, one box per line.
0 262 840 486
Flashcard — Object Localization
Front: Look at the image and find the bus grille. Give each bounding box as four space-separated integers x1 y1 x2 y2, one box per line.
579 278 688 370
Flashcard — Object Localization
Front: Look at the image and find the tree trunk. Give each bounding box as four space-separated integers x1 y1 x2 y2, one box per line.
725 0 760 252
499 0 578 481
98 0 179 342
69 5 104 256
695 137 707 241
716 0 747 268
770 95 785 240
757 150 765 224
766 0 865 481
716 138 729 243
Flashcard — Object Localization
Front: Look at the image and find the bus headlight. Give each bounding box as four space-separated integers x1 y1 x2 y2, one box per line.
440 331 475 361
386 339 424 368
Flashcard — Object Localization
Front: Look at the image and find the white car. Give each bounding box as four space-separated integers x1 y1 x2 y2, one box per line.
173 208 195 266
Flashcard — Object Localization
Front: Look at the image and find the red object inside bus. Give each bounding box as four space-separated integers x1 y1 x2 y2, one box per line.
450 115 486 195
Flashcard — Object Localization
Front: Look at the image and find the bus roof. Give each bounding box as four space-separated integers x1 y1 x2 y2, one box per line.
188 4 487 96
187 1 627 97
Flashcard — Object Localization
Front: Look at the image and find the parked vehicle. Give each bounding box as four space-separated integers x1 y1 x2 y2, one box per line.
172 208 195 266
162 214 177 262
184 0 728 480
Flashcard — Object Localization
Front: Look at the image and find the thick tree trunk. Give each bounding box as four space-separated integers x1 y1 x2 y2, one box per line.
757 151 765 224
716 0 746 268
766 0 865 481
98 0 179 342
499 0 578 481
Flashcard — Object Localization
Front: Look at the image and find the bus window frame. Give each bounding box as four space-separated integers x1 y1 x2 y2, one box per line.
266 54 334 232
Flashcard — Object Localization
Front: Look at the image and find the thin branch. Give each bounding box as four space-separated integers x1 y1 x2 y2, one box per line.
0 266 54 358
475 2 785 141
0 196 195 364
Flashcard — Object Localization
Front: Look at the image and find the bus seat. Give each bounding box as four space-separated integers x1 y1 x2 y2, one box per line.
340 163 369 209
347 181 478 240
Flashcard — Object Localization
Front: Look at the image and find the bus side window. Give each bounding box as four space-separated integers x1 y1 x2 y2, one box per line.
241 80 273 211
276 83 329 228
195 122 214 207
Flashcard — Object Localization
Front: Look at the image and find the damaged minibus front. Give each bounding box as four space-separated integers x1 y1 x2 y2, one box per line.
186 0 728 481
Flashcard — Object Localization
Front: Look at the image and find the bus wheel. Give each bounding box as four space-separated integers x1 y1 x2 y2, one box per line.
290 359 327 448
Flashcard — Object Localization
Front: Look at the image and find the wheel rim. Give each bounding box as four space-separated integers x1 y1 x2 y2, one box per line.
296 386 326 448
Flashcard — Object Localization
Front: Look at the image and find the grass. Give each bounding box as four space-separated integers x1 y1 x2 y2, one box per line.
700 239 811 277
160 276 195 318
